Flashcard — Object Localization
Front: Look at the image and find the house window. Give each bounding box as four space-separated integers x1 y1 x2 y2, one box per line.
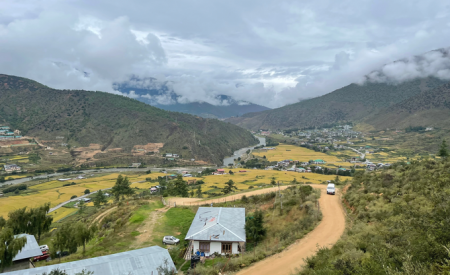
222 243 232 254
199 242 210 253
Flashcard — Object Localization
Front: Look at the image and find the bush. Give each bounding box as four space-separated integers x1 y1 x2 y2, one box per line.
163 191 168 197
248 186 254 189
3 184 27 193
84 189 90 194
71 195 77 199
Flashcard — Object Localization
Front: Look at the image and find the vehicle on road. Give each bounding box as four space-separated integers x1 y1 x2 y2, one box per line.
33 251 49 262
163 236 180 245
327 183 335 195
40 244 49 252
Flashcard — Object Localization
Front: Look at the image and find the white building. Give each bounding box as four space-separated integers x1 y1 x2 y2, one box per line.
185 207 246 256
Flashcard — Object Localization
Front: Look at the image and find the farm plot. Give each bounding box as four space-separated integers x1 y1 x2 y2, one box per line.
252 144 346 166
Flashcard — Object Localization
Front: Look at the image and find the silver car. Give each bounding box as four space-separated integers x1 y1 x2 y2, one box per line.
163 236 180 245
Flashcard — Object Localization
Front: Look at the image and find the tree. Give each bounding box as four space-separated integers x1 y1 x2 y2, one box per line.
334 175 341 185
270 177 276 185
222 180 238 194
78 200 86 214
146 170 151 174
111 175 135 201
28 203 53 242
0 216 5 229
190 189 194 198
438 139 449 158
196 186 203 198
245 210 266 244
229 170 234 175
84 189 90 195
53 223 75 262
74 222 97 254
173 175 189 197
93 190 107 208
0 227 27 272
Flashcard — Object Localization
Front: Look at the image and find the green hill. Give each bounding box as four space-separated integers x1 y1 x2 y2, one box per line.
226 77 448 130
300 159 450 274
365 82 450 129
0 74 257 164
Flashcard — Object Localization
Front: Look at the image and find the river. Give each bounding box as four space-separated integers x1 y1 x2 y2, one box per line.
222 136 266 166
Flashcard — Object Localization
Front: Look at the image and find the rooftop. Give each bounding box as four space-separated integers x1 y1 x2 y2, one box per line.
185 207 246 242
13 234 42 261
5 246 175 275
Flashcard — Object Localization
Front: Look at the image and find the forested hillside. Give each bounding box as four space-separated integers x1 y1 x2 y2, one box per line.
227 77 448 130
0 74 257 164
366 82 450 129
300 159 450 274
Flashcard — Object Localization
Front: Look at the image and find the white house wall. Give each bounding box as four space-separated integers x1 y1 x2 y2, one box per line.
232 242 239 254
193 241 200 253
210 242 222 254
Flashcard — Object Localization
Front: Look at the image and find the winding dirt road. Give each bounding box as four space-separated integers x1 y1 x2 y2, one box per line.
237 184 345 275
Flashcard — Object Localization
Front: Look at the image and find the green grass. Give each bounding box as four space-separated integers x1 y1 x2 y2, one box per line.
129 201 163 224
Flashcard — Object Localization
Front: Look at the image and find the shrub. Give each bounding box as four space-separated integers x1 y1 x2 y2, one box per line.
248 186 254 189
3 184 27 193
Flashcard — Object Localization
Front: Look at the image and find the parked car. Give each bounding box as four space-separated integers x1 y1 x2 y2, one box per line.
40 245 49 252
163 236 180 245
33 251 49 262
56 251 70 257
326 183 335 195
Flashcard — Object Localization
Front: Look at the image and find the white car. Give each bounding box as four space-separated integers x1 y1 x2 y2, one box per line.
40 245 49 252
162 236 180 245
326 183 336 195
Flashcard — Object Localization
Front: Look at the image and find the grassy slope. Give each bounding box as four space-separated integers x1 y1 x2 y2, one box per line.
227 77 447 130
0 74 257 164
300 159 450 274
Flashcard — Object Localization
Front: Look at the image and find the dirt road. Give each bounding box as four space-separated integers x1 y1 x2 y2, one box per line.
237 184 345 275
167 186 292 206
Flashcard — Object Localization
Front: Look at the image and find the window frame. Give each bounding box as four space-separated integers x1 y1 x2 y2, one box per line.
221 242 232 254
199 242 210 253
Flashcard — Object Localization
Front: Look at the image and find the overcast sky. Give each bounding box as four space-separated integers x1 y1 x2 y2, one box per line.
1 0 450 108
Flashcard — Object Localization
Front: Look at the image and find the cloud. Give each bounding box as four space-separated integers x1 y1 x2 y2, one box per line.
1 0 450 108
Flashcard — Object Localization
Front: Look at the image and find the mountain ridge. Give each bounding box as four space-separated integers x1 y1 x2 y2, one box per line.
0 74 258 164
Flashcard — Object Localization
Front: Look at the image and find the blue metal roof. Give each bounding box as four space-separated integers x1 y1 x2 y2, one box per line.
13 234 43 261
185 207 246 242
4 246 175 275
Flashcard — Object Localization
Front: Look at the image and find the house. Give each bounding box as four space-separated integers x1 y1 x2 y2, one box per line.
187 179 197 185
3 234 43 272
185 207 245 257
3 246 175 274
4 164 21 173
216 169 225 175
130 163 141 168
297 168 306 172
313 159 326 164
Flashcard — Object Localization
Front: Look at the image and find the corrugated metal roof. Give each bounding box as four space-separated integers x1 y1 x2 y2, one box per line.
13 234 43 261
185 207 246 242
4 246 175 275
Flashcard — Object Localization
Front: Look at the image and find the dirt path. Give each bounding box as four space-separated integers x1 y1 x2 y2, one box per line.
167 186 292 207
91 206 117 225
132 205 171 248
237 184 346 275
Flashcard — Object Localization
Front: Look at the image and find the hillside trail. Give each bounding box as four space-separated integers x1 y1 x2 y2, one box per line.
237 184 346 275
167 185 292 207
132 205 171 249
91 206 118 225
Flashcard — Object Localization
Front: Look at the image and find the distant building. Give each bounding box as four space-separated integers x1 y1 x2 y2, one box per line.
4 246 175 274
130 163 141 168
4 164 21 173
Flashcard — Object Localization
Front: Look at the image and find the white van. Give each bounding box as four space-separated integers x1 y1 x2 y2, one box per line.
327 183 335 195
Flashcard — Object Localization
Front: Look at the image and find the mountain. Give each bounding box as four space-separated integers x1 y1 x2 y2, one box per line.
226 77 448 130
365 82 450 129
115 82 270 119
0 74 258 164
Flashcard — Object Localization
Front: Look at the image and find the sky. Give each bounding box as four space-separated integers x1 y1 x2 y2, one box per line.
1 0 450 108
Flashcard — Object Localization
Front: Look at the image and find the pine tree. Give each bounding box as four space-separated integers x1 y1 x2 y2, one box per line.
245 210 266 244
173 175 189 197
270 177 276 185
438 139 449 158
222 180 238 194
111 175 135 201
93 190 107 208
196 186 203 198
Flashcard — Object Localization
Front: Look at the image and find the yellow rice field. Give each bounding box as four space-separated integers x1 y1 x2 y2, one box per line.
200 169 350 192
49 207 78 222
253 144 344 164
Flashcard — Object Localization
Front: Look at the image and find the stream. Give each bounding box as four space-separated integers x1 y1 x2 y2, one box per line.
222 136 266 166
